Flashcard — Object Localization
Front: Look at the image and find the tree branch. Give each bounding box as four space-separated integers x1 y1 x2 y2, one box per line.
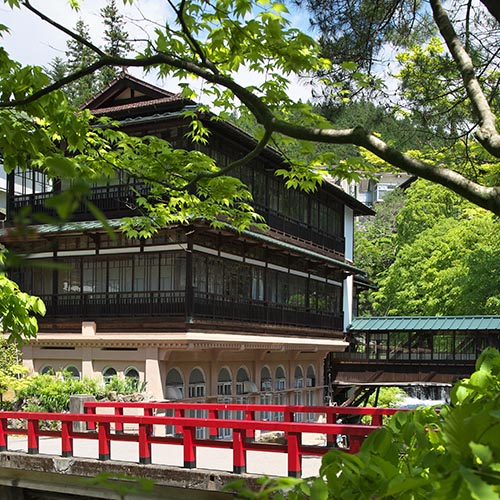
430 0 500 157
22 0 106 58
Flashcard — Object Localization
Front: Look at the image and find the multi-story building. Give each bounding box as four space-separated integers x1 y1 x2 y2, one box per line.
2 75 372 406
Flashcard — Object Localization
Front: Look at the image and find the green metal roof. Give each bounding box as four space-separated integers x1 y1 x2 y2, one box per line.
348 316 500 332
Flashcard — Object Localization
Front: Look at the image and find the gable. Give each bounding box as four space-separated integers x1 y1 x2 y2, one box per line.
83 73 185 112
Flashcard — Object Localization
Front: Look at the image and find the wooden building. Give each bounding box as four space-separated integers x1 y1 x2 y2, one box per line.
3 75 372 406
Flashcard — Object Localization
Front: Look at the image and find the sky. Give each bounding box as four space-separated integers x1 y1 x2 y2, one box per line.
1 0 315 103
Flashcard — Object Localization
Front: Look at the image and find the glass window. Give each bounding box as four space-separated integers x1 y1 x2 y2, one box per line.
125 367 140 390
108 257 133 293
134 254 159 292
166 368 184 400
64 366 80 380
103 367 117 385
40 366 55 375
160 253 186 290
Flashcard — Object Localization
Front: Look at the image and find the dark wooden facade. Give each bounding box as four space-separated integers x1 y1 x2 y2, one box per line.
4 75 371 337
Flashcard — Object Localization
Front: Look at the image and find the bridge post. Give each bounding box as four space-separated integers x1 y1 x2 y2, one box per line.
114 407 124 434
61 421 73 457
208 409 218 439
0 417 7 451
371 413 383 426
139 423 151 464
183 426 196 469
244 410 255 442
326 410 338 448
287 431 301 478
232 429 246 474
98 422 111 461
27 419 39 454
349 435 364 454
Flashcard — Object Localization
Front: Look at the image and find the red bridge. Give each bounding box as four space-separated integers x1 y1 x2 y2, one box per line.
0 402 404 478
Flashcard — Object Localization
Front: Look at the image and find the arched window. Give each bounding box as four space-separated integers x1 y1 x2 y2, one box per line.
236 367 249 395
306 365 316 409
64 366 80 380
40 366 55 376
260 366 272 392
260 366 273 419
294 366 304 413
165 368 184 400
188 368 206 399
217 368 232 397
274 366 286 411
125 367 140 391
188 368 207 439
102 367 117 385
217 368 232 438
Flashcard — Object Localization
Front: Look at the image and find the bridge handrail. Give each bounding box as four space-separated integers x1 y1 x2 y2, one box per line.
0 409 386 477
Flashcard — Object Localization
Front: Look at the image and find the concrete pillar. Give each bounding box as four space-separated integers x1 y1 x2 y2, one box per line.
145 348 163 400
69 394 96 432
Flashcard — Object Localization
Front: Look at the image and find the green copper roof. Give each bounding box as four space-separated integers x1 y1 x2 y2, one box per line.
348 316 500 332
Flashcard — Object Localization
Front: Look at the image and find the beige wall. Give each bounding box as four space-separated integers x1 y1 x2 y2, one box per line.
24 343 327 405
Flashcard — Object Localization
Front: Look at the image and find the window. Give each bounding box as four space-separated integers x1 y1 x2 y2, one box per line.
125 367 140 390
217 368 233 439
165 368 184 400
102 367 117 385
40 366 55 376
63 366 80 380
188 368 207 438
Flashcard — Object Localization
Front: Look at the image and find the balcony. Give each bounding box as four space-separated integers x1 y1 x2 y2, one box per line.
37 290 343 331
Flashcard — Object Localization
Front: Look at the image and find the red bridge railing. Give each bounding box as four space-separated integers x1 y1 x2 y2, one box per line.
0 404 405 477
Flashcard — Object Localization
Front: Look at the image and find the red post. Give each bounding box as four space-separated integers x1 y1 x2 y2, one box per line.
284 408 294 441
139 423 151 464
98 422 111 461
326 411 338 447
245 410 255 442
287 431 301 478
0 417 8 451
208 409 218 439
175 408 184 437
61 421 73 457
183 426 196 469
143 407 153 437
27 419 39 454
349 435 364 454
86 407 96 431
371 414 383 426
115 407 124 434
233 429 246 473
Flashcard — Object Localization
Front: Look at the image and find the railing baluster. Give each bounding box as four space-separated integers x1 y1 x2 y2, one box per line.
27 419 39 454
326 410 338 447
0 417 8 451
115 407 124 434
183 425 196 469
139 423 151 464
287 431 301 478
233 429 246 474
98 422 111 461
61 421 73 457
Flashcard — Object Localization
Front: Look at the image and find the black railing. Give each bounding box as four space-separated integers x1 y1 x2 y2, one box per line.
255 206 345 254
9 184 150 221
37 291 342 330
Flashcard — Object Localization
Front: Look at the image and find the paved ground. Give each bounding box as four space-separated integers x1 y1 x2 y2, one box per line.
6 432 324 478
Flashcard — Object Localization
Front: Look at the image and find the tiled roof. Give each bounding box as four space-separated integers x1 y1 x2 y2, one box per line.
348 316 500 332
90 95 185 115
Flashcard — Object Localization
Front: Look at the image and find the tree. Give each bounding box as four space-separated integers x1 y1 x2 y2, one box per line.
2 0 500 214
64 18 100 106
99 0 132 88
367 180 500 316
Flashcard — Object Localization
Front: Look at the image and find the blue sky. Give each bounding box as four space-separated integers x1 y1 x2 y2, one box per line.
1 0 315 102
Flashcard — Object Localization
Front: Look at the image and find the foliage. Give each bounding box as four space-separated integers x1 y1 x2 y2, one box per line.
371 183 500 315
0 253 46 344
13 371 143 413
227 348 500 499
0 337 27 407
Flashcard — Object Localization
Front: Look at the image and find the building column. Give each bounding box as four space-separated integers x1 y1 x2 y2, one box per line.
145 347 163 400
22 345 34 374
81 347 94 379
